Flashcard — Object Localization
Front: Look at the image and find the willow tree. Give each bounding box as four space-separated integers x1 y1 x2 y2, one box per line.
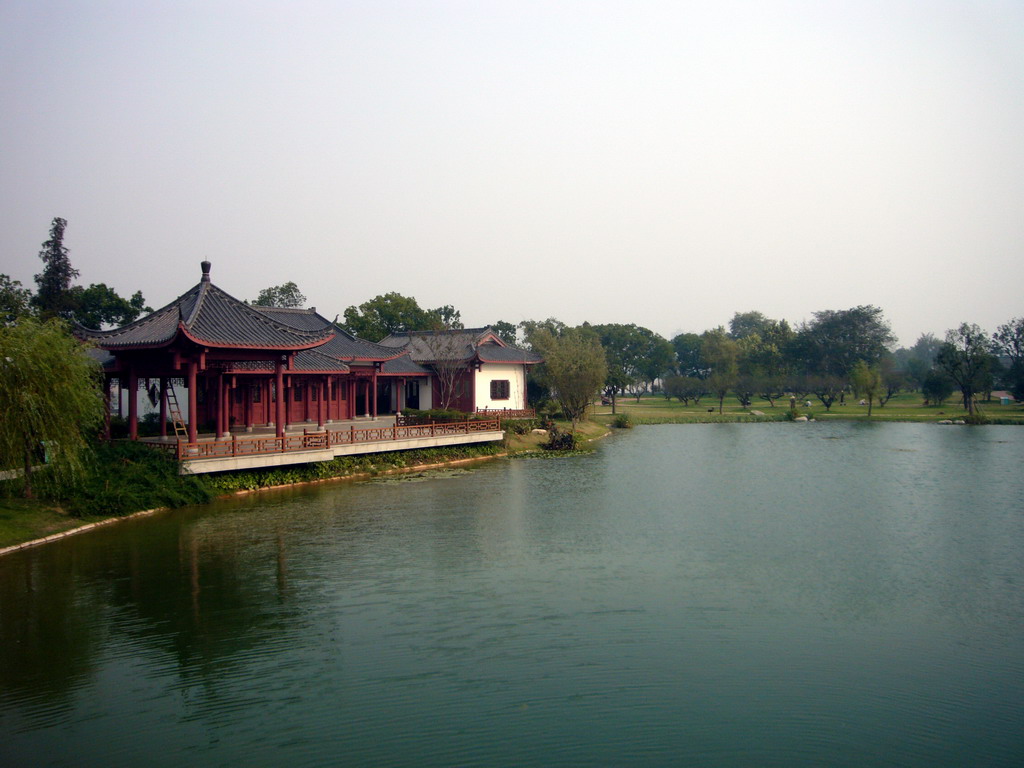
0 319 103 497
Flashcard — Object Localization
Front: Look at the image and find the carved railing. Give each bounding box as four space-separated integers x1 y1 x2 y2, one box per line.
174 419 501 461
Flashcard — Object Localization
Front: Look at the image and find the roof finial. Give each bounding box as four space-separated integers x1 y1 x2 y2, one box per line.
201 260 211 282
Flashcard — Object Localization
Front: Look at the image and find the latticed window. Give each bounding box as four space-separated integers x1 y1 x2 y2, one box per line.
490 379 510 400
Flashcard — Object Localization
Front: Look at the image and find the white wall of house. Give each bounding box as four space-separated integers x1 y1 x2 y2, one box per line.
475 363 527 410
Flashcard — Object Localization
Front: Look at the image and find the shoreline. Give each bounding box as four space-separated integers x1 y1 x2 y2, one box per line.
0 450 515 558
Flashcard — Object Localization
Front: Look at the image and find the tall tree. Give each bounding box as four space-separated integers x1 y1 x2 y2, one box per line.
935 323 993 416
32 217 79 320
0 319 104 497
252 281 307 308
529 326 607 430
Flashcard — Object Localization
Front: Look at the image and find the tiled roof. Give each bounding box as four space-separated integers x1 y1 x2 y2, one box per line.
381 354 431 375
379 327 540 365
76 262 334 351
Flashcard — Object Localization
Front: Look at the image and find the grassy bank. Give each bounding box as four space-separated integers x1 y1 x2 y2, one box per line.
0 439 512 550
591 391 1024 425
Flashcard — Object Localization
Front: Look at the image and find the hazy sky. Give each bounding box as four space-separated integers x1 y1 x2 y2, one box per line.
2 0 1022 346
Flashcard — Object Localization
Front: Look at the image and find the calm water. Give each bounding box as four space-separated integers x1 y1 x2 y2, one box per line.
1 422 1023 767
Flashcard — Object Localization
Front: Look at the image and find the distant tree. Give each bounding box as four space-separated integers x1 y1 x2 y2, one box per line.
935 323 994 416
594 323 673 404
701 328 738 414
804 374 844 411
993 317 1024 401
342 293 461 342
663 375 705 405
71 284 151 329
489 321 519 346
895 333 942 390
529 326 607 431
729 310 771 340
521 318 568 351
252 281 307 308
851 360 883 417
877 353 905 407
32 217 80 320
0 274 33 325
0 318 104 497
792 305 895 381
921 368 955 406
432 304 463 331
671 332 707 378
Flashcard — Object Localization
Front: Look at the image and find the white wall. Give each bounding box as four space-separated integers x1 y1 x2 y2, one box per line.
475 363 527 410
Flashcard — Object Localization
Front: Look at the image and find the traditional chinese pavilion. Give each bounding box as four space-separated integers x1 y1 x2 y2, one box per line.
78 261 428 443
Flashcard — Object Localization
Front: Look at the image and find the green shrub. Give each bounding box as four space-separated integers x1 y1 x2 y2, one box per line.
612 413 634 429
400 408 473 424
66 441 213 517
543 427 582 451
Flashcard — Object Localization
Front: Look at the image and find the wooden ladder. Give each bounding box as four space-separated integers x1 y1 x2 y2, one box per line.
165 385 189 440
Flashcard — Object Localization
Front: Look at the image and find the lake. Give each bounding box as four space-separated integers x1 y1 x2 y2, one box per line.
2 422 1023 767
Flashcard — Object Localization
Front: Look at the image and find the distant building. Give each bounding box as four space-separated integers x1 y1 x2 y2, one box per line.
379 328 541 413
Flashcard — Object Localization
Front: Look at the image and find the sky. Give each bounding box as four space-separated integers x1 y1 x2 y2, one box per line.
1 0 1022 347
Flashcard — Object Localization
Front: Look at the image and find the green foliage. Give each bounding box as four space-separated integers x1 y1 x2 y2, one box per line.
70 283 150 329
489 321 519 346
792 305 895 380
67 442 213 517
593 323 674 401
342 292 462 342
401 408 474 423
0 274 33 325
528 326 607 427
936 323 995 415
203 444 504 493
32 217 79 320
252 281 307 308
502 418 540 435
0 318 104 497
543 426 582 451
611 413 633 429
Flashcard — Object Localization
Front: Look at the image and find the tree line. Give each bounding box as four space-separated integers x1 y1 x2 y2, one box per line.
316 290 1023 420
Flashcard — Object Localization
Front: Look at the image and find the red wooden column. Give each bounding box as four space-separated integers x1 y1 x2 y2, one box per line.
214 373 225 439
397 377 405 413
275 360 285 439
244 380 254 432
371 367 378 419
318 376 327 428
187 359 199 443
128 368 139 440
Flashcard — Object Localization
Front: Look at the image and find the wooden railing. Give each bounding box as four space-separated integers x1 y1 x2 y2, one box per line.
174 418 501 461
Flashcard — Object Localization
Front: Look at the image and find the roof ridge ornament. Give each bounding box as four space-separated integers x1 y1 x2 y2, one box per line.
201 260 211 282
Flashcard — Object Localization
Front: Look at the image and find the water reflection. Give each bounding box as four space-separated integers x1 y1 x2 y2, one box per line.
1 424 1023 767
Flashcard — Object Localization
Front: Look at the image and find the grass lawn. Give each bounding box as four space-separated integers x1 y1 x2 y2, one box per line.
590 391 1024 425
0 497 105 550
